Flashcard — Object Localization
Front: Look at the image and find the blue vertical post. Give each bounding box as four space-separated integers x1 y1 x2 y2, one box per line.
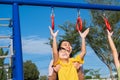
12 3 24 80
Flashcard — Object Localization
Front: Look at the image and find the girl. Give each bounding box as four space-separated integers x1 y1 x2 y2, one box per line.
48 40 84 80
49 26 89 80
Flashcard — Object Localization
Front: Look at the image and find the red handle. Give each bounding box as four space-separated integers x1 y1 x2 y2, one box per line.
103 17 111 31
76 16 82 32
51 14 54 30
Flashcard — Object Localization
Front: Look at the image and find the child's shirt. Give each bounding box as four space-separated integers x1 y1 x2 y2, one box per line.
53 55 84 80
117 67 120 80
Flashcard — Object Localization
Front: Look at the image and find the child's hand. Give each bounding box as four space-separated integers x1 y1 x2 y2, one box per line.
79 28 89 38
107 29 113 37
73 62 82 70
49 26 59 38
53 64 61 72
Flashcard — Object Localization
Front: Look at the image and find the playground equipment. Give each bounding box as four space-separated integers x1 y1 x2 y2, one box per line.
76 9 83 32
0 18 13 80
102 14 112 31
0 0 120 80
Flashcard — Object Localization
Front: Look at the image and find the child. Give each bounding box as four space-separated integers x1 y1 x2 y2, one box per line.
48 39 85 80
48 43 85 80
49 26 89 80
107 30 120 80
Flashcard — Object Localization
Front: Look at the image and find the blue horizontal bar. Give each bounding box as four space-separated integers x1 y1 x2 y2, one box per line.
0 0 120 11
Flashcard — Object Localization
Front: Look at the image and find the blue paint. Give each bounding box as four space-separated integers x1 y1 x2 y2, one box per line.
12 3 24 80
0 0 120 11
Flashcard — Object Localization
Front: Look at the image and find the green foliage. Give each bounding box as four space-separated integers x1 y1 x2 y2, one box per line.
87 0 120 64
0 48 8 65
85 76 92 79
0 69 7 80
0 48 8 80
87 26 114 65
85 0 120 5
84 69 101 79
89 69 101 79
84 69 91 75
24 60 40 80
39 75 47 80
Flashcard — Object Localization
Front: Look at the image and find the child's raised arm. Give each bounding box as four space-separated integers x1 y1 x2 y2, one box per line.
49 26 59 64
107 30 120 69
79 28 89 60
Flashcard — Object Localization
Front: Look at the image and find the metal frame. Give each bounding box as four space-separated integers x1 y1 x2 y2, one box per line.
1 0 120 11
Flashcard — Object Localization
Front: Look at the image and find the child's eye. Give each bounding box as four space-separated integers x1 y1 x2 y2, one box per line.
66 50 70 52
60 47 70 53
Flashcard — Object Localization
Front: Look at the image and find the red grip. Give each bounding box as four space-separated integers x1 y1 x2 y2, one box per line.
51 15 54 30
103 17 111 31
76 16 82 31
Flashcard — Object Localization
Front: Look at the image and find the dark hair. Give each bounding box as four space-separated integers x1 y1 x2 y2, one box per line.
57 40 73 57
118 53 120 61
57 40 71 51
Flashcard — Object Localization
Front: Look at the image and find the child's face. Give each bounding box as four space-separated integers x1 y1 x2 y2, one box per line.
59 41 72 59
59 48 70 59
60 41 72 53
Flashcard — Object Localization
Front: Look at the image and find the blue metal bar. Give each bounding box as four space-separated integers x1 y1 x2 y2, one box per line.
12 3 24 80
0 0 120 11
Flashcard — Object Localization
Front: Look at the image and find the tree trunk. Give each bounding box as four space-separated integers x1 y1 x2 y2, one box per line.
108 65 114 80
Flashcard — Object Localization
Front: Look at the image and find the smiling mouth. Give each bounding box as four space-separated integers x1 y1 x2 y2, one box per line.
62 54 67 56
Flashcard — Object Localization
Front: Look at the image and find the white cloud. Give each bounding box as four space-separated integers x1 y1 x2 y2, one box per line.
22 36 52 54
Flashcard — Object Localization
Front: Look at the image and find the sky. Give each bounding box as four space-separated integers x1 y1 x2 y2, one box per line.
0 0 112 78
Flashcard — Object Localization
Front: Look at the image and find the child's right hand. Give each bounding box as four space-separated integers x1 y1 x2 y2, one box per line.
49 26 59 38
107 29 113 37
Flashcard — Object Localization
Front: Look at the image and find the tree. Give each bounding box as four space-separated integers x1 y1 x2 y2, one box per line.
86 25 115 79
89 69 101 79
39 75 47 80
85 0 120 79
0 48 8 80
84 69 101 79
24 60 40 80
84 69 92 79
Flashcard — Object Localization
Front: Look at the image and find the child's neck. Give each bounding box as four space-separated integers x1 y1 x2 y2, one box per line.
60 58 69 63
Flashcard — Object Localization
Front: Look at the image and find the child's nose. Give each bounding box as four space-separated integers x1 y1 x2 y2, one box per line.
67 46 70 50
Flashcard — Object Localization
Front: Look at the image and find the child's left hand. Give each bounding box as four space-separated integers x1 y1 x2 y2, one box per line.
53 64 61 72
79 28 89 38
